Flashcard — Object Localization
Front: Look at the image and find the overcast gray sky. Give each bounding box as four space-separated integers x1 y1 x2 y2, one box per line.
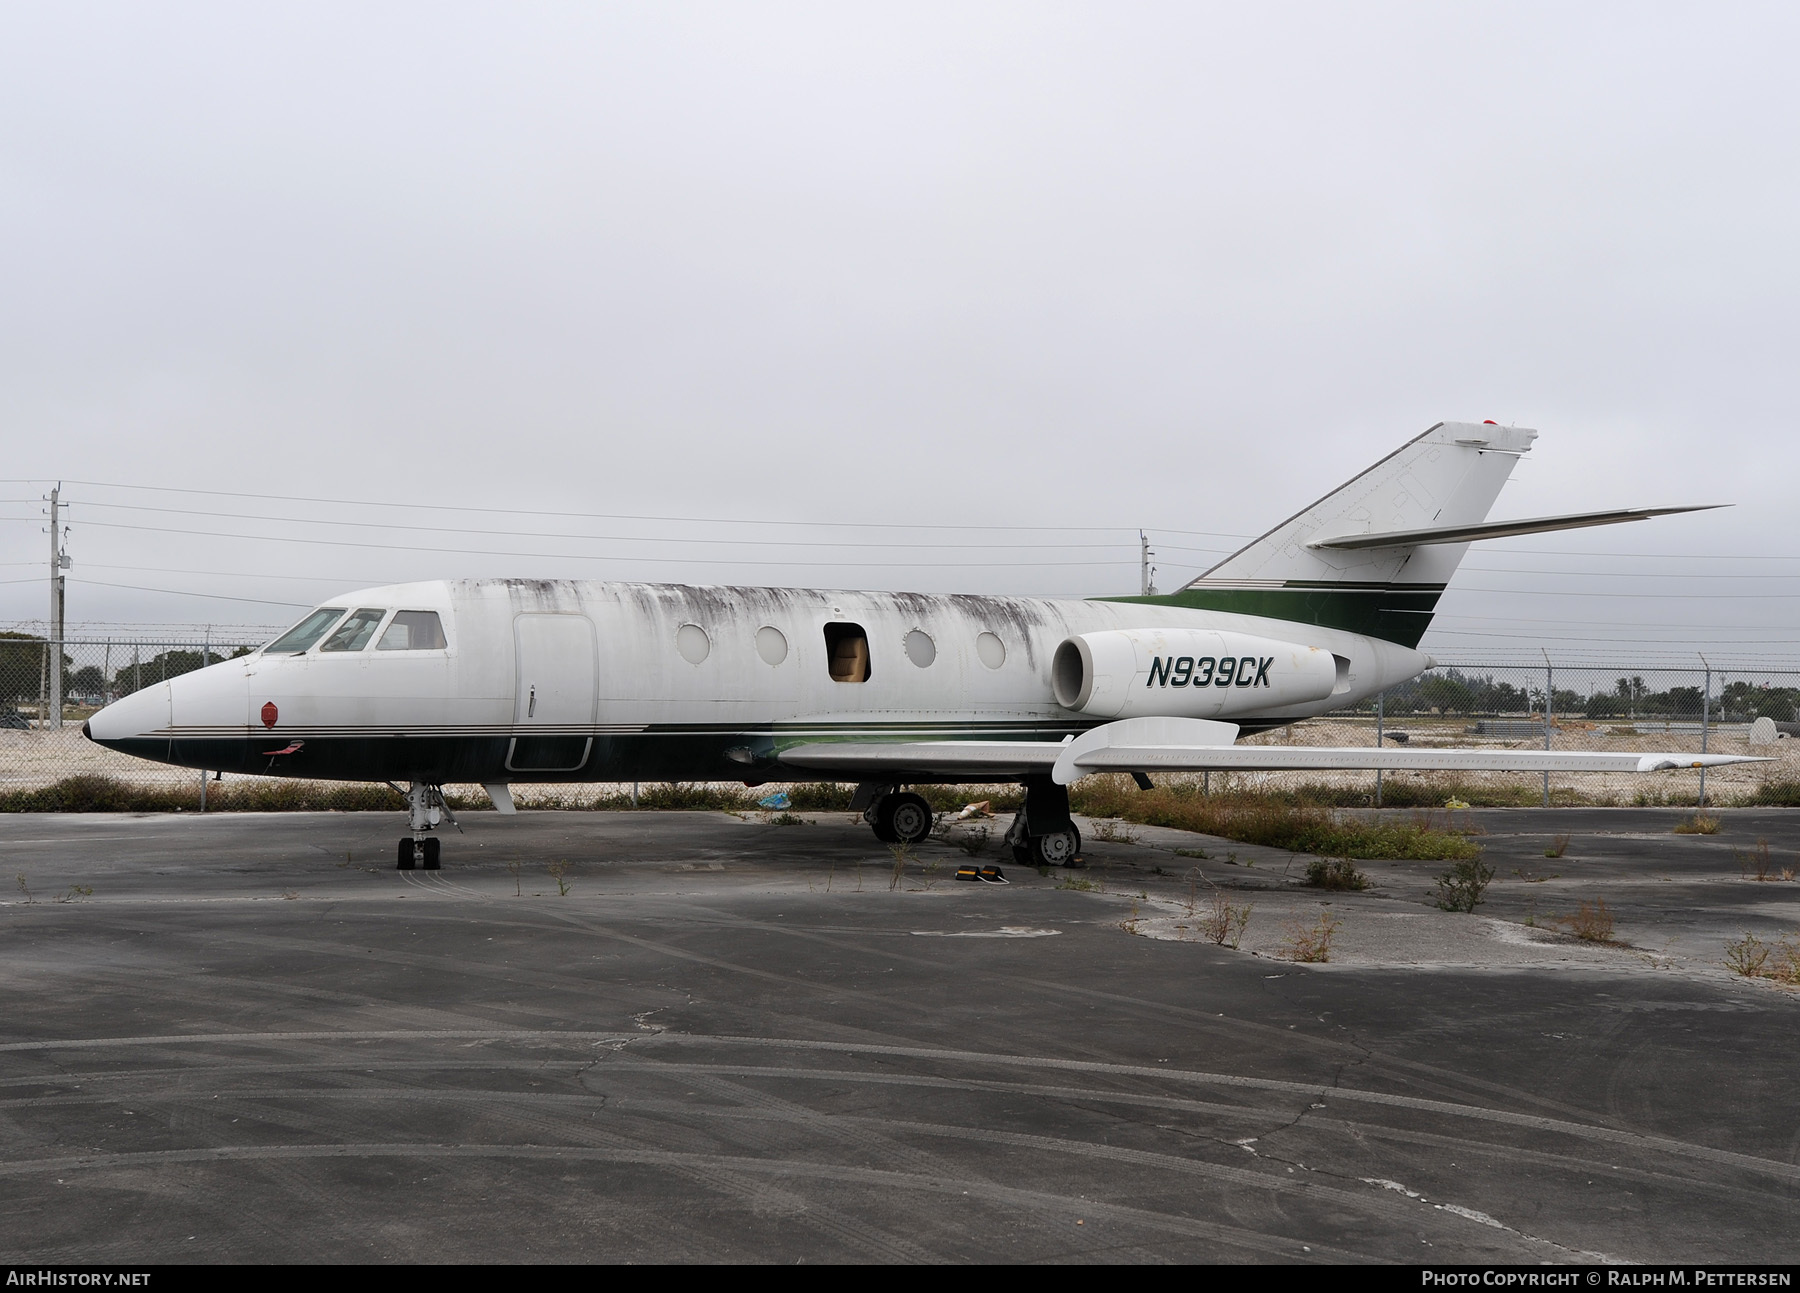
2 2 1795 665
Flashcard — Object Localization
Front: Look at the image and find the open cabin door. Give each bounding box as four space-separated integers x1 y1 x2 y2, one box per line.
508 613 597 772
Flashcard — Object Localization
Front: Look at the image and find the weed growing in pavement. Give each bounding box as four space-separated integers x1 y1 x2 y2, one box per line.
1560 899 1615 943
767 812 811 827
547 860 571 897
507 859 523 896
1282 911 1340 963
952 827 990 857
1513 869 1556 883
1433 856 1495 912
1305 858 1370 891
1199 890 1252 949
13 874 31 904
1089 819 1140 845
1057 874 1099 892
1120 902 1141 936
888 843 913 891
59 884 93 903
1545 833 1571 859
1673 814 1720 835
1725 933 1771 978
1175 847 1209 860
1735 839 1779 881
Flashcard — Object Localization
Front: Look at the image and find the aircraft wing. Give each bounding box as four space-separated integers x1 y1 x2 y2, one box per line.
777 716 1770 786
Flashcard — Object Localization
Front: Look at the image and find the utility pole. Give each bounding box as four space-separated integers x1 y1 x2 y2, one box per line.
1541 649 1553 808
1139 531 1157 597
1699 654 1711 808
47 485 69 729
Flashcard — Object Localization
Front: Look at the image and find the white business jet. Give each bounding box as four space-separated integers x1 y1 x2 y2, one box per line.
85 422 1761 870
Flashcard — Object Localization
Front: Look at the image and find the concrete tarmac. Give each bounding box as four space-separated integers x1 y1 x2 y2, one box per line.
0 806 1796 1264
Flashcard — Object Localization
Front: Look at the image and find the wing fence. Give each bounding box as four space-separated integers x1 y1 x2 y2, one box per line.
3 640 1796 809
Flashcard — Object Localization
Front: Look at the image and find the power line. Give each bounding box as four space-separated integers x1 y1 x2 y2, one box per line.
60 500 1150 551
61 518 1144 567
68 578 311 609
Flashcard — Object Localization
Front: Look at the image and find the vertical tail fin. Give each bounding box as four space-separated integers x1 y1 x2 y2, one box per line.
1137 422 1536 647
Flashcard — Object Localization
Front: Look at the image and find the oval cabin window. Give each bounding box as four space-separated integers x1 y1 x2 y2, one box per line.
676 623 711 665
976 631 1006 670
903 629 936 668
756 625 788 666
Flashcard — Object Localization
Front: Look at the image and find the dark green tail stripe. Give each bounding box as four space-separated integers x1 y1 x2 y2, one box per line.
1098 585 1443 648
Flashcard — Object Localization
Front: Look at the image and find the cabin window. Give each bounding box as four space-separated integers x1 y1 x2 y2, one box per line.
976 631 1006 670
756 625 788 666
319 608 387 653
377 610 447 651
824 622 870 682
264 607 347 655
676 623 711 665
903 629 936 668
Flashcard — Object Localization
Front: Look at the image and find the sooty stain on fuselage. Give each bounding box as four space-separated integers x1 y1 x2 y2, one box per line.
453 580 1073 674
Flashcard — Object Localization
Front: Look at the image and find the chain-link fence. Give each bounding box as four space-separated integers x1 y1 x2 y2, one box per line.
2 641 1796 808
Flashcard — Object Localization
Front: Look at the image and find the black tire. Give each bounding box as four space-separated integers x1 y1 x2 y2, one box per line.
422 837 441 871
867 802 898 843
1029 826 1082 868
880 792 933 845
396 838 415 871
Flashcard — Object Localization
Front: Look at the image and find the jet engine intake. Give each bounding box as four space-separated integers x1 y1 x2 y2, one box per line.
1052 629 1338 719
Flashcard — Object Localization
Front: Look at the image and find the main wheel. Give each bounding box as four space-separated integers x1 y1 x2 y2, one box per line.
396 838 416 871
1029 826 1082 867
865 801 898 843
880 792 933 846
422 837 441 871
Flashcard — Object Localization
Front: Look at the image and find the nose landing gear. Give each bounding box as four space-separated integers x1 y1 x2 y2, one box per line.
396 781 452 871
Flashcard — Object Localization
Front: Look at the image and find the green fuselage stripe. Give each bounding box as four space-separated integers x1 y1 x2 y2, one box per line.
1099 585 1443 648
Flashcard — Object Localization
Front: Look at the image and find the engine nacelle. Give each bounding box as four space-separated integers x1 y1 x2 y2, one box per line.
1052 629 1342 719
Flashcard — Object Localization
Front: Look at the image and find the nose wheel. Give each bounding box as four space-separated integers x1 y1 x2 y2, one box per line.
396 837 441 871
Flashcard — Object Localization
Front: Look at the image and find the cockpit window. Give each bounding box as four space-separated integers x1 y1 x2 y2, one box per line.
377 610 447 651
264 607 347 655
319 608 387 653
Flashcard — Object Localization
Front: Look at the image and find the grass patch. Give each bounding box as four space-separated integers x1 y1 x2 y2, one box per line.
1544 832 1571 859
0 775 413 814
1304 858 1370 891
1673 814 1721 835
1069 779 1479 861
1741 781 1800 808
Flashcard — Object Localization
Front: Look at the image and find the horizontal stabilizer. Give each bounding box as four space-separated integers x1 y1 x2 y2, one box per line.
1306 506 1723 551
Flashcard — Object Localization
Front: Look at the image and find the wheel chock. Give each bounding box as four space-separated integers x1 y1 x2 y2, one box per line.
955 866 982 882
978 866 1008 884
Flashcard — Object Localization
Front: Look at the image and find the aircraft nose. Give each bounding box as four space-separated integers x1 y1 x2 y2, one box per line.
84 682 172 750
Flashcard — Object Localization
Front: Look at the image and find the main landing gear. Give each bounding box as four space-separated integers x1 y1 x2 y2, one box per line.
863 790 934 846
395 781 453 871
851 778 1083 866
1003 776 1082 868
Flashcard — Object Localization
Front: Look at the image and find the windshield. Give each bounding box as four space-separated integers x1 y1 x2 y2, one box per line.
319 608 388 653
264 607 347 655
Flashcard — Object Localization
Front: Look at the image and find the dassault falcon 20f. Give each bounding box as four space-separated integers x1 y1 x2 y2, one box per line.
85 422 1762 870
